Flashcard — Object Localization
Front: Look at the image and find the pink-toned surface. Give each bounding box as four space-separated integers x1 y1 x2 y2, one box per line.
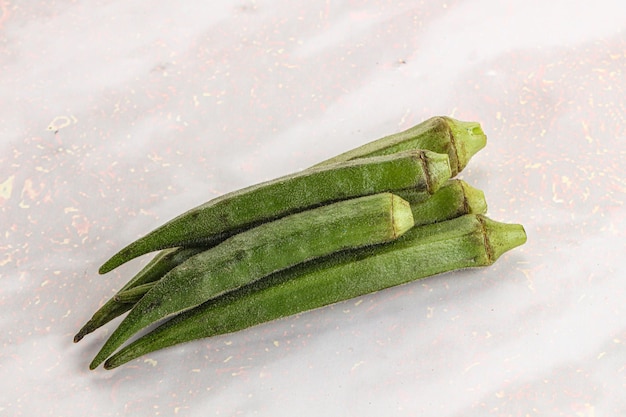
1 1 625 415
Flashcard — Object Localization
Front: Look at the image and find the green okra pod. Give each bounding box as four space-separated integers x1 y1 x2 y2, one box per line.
99 149 451 275
312 116 486 176
103 214 526 369
90 192 416 369
110 179 488 307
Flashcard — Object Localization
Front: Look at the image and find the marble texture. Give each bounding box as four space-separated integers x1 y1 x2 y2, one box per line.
1 0 625 415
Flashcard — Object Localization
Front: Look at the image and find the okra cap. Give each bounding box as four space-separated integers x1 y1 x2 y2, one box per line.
478 215 527 263
445 118 487 173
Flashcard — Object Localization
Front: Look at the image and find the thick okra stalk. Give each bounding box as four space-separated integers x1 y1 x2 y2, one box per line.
103 214 526 369
90 192 416 369
73 247 204 343
99 149 451 274
311 116 486 176
110 179 488 307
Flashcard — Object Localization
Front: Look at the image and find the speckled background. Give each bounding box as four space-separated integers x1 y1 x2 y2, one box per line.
1 1 625 416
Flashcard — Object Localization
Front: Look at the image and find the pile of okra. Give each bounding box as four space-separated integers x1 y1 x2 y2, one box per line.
77 116 527 370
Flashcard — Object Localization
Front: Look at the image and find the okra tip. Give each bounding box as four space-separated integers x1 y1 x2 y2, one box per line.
103 358 119 370
446 118 487 172
99 241 147 274
74 318 102 343
479 215 527 263
99 251 128 274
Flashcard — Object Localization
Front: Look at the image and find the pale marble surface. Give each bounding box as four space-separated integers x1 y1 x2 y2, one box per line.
1 1 625 415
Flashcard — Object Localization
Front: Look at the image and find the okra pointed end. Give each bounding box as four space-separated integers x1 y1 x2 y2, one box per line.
446 118 487 173
478 215 527 263
89 315 140 370
99 253 127 275
103 358 120 370
89 316 147 369
89 357 101 370
390 194 415 238
99 235 162 274
90 335 120 369
74 317 103 343
99 240 148 274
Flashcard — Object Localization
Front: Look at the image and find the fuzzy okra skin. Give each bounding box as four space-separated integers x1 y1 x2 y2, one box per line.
73 247 205 343
90 192 415 369
311 116 486 177
99 149 451 275
103 214 526 369
110 179 488 306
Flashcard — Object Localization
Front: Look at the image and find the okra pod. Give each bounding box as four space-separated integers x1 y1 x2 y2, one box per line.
90 192 416 369
311 116 486 176
103 214 526 369
73 247 205 343
99 149 451 274
111 179 488 307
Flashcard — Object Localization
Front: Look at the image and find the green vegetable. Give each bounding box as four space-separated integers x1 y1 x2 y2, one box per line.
78 115 526 372
99 149 451 274
103 214 526 369
110 179 488 307
311 116 486 177
73 247 205 343
90 192 416 369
